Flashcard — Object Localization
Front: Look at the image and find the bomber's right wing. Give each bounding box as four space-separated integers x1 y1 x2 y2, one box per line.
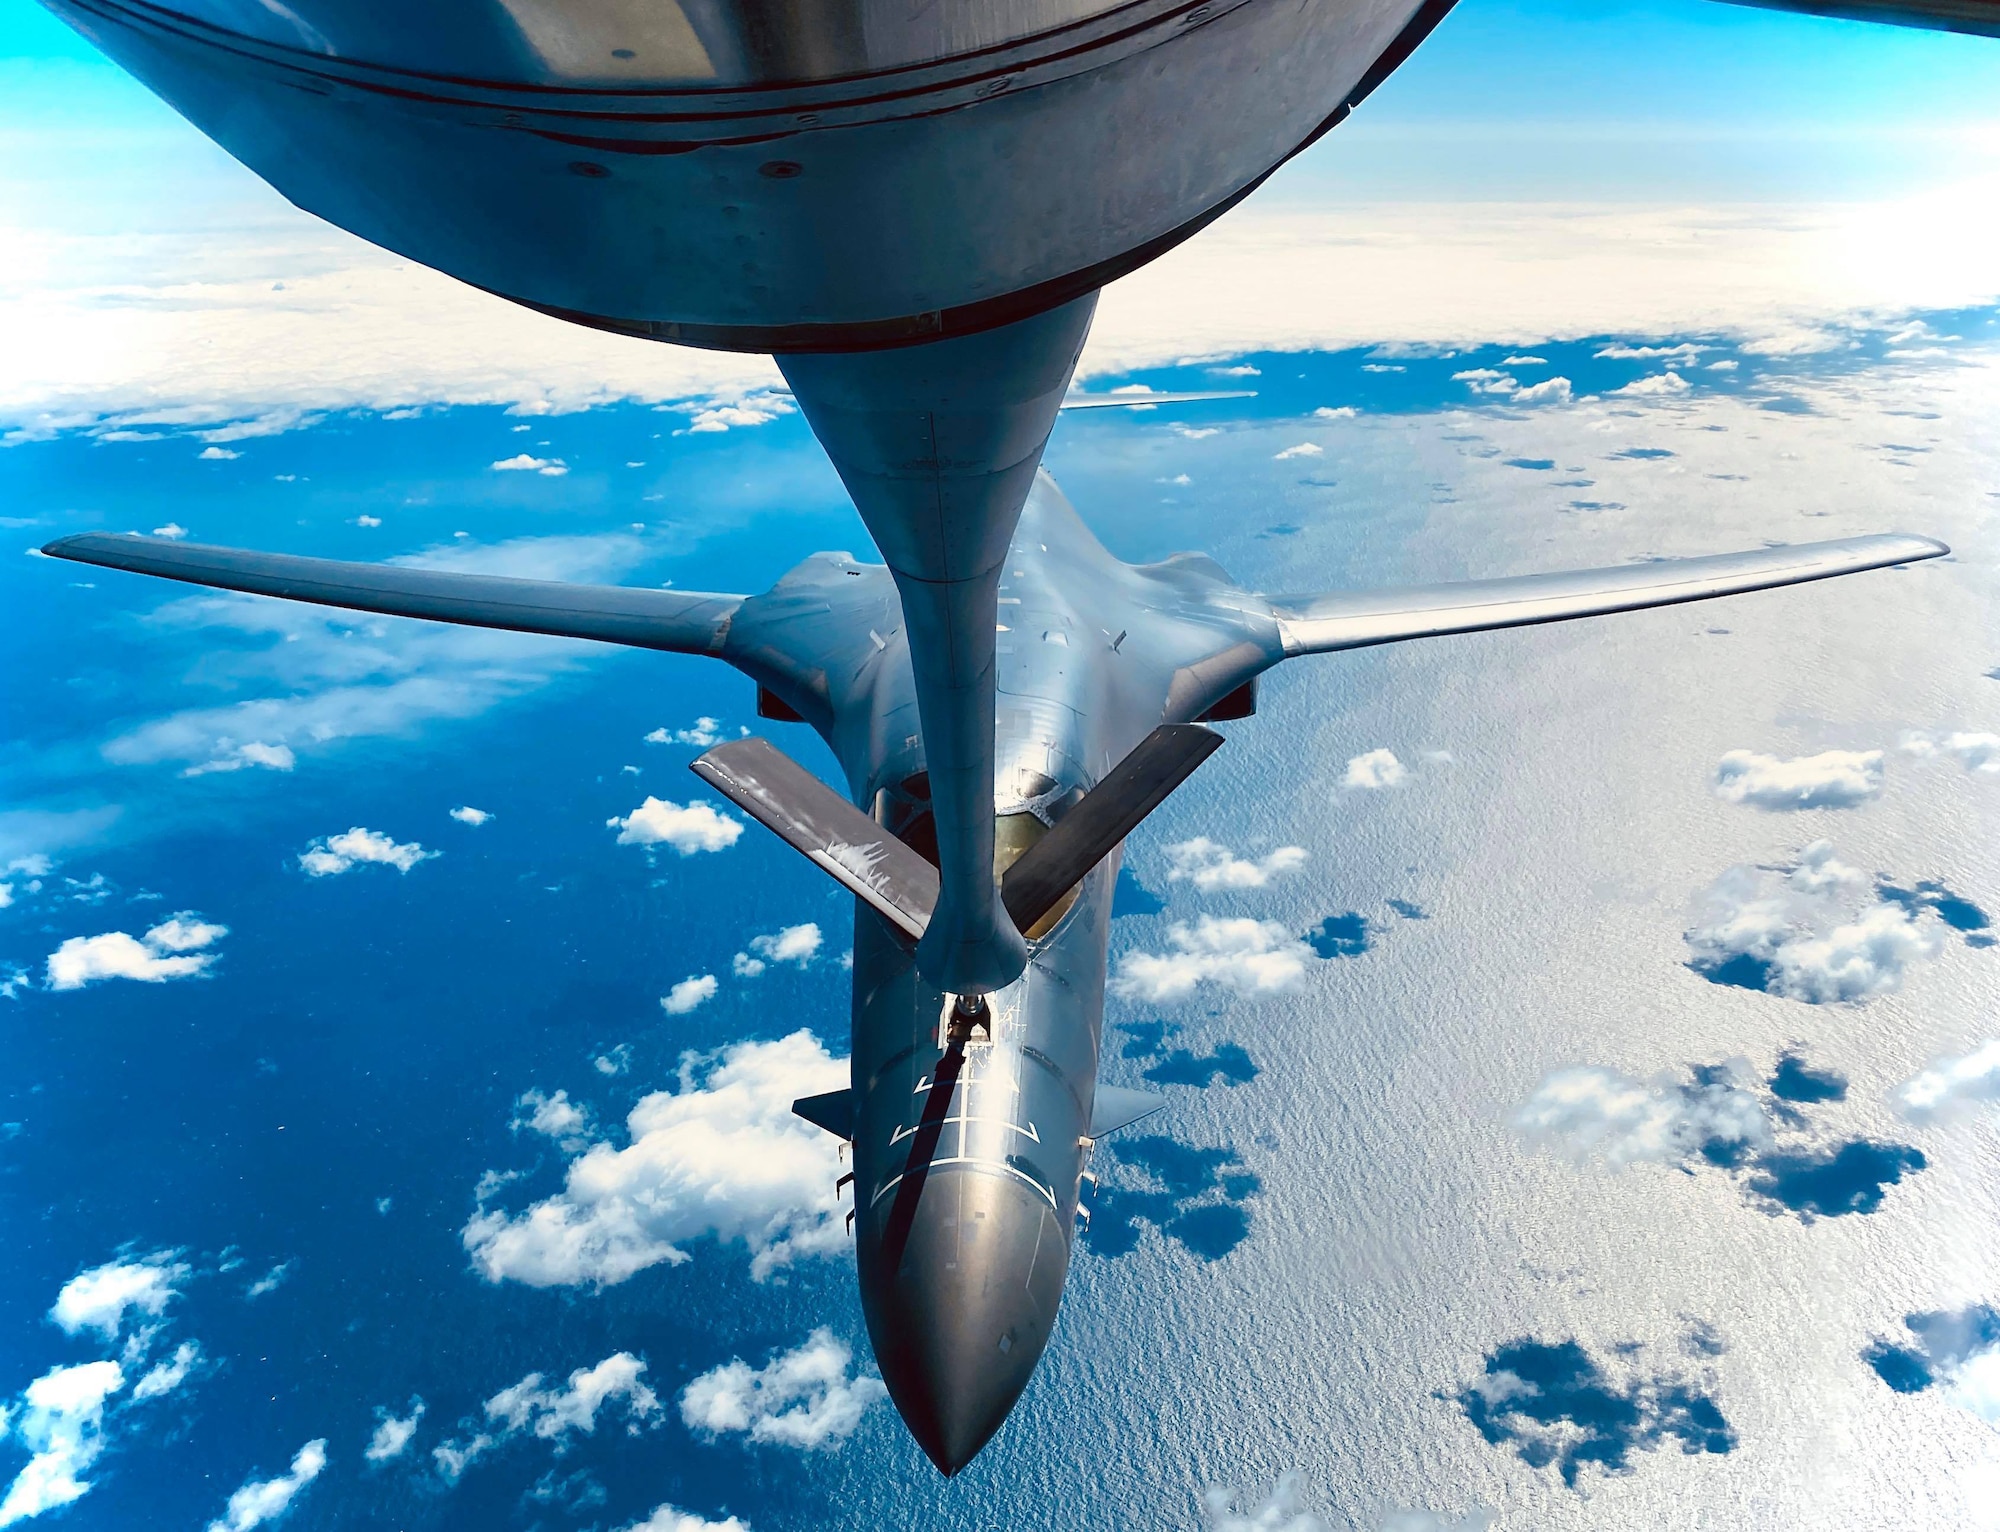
1714 0 2000 36
1269 533 1947 657
41 532 744 655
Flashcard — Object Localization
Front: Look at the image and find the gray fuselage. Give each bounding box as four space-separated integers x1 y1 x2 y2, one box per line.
719 471 1279 1469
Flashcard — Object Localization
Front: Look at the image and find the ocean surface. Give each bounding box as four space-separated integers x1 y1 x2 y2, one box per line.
3 324 1998 1530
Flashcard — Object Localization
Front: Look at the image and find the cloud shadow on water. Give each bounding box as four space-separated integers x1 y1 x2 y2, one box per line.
1306 913 1370 958
1112 866 1166 918
1115 1021 1260 1088
1084 1134 1259 1262
1455 1335 1735 1488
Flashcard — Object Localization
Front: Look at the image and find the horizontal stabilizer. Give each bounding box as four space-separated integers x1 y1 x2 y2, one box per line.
691 737 939 940
793 1088 855 1141
1271 533 1948 656
1000 725 1225 933
41 533 744 655
1088 1084 1167 1139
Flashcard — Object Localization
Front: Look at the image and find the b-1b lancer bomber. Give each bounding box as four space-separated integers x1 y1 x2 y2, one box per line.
37 0 1985 1476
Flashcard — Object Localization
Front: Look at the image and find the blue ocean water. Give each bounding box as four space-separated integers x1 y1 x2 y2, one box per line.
3 326 1999 1529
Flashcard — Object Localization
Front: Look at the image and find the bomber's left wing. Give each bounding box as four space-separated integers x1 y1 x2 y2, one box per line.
1269 533 1947 657
41 533 745 655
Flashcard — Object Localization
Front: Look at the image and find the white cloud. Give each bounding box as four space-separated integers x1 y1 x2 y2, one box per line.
732 953 766 978
514 1090 594 1153
365 1400 424 1463
429 1435 494 1483
244 1262 294 1300
674 392 794 434
619 1508 751 1532
1451 368 1519 396
151 522 189 538
204 1439 326 1532
607 799 742 855
1163 838 1308 891
183 740 295 777
1273 442 1322 460
661 975 718 1015
748 925 821 967
1312 406 1356 419
485 1354 659 1443
679 1329 885 1451
449 806 491 826
491 454 568 476
197 446 239 461
131 1342 200 1401
1200 1473 1323 1532
299 827 434 877
0 1361 124 1528
1612 370 1692 397
1896 1041 2000 1123
1514 1063 1770 1169
1901 730 2000 774
1502 354 1548 365
646 717 723 748
1510 376 1573 405
1686 841 1944 1003
1111 916 1312 1002
462 1030 846 1285
354 514 381 527
49 1254 189 1339
1596 342 1703 361
1342 749 1406 790
1949 1348 2000 1426
46 916 226 989
1712 749 1884 810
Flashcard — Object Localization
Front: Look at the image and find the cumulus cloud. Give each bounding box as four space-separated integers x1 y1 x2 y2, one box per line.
1712 749 1883 810
1897 1041 2000 1123
645 717 724 748
661 975 718 1015
462 1030 846 1285
1342 749 1406 790
1312 406 1357 419
1163 838 1308 891
44 915 227 991
1273 443 1322 460
1901 730 2000 774
131 1341 200 1401
1510 376 1573 405
298 827 434 877
1865 1305 2000 1426
486 1354 659 1443
365 1400 424 1463
449 806 491 826
0 1361 125 1527
514 1090 594 1153
182 741 295 778
204 1439 326 1532
1613 370 1692 397
679 1329 886 1450
673 391 794 434
49 1254 190 1339
1685 841 1944 1003
607 799 742 855
243 1262 294 1300
1112 917 1313 1002
619 1508 751 1532
491 453 568 476
732 924 822 980
1515 1064 1770 1169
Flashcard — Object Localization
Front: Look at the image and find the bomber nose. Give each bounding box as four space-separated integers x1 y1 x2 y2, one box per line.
860 1167 1070 1475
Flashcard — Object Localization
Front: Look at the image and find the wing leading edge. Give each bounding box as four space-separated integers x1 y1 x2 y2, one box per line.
40 532 745 655
1268 533 1947 657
